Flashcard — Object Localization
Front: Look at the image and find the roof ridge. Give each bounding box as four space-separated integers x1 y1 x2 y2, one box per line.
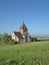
14 31 23 38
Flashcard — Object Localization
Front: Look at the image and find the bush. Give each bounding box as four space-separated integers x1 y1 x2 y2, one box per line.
0 33 16 45
32 37 37 42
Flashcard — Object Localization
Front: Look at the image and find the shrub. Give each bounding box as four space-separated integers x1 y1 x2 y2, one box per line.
32 37 37 42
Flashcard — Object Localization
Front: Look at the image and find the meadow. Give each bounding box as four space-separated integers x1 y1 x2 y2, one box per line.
0 41 49 65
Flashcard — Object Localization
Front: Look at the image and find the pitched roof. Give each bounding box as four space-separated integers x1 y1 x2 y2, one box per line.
19 22 28 31
14 32 23 39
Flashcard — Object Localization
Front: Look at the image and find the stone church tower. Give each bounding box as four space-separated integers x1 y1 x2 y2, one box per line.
19 22 31 42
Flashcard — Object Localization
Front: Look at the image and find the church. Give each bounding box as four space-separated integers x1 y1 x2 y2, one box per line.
12 22 32 43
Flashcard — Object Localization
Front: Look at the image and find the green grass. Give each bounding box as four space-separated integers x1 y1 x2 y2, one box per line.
0 41 49 65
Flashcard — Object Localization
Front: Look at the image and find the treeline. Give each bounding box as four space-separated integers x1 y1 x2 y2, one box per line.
31 37 49 42
0 33 16 45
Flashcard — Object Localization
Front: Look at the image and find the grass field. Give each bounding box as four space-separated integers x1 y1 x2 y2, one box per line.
0 41 49 65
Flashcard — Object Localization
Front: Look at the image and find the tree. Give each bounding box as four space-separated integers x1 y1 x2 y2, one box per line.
0 34 2 44
0 33 16 45
1 33 8 44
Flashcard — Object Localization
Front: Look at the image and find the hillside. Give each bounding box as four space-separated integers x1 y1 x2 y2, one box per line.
0 41 49 65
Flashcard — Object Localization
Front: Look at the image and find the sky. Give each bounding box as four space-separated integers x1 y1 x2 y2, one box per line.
0 0 49 35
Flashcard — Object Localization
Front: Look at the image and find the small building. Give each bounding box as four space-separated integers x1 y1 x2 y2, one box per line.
12 22 32 43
